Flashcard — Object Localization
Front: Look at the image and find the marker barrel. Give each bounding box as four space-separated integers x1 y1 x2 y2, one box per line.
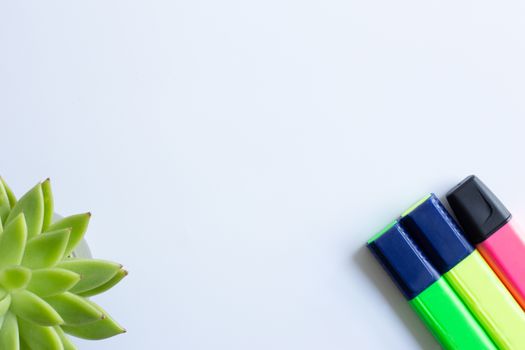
367 223 496 350
401 194 525 349
448 175 525 311
409 278 491 350
477 222 525 310
445 251 525 349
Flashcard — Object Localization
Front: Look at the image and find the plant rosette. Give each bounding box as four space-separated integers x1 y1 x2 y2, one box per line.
0 178 127 349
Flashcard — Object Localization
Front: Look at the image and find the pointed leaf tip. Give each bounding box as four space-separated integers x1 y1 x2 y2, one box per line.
44 292 103 326
58 259 121 294
11 290 63 326
0 178 17 209
41 179 54 231
61 303 124 340
6 183 44 239
47 214 91 258
22 228 71 269
0 180 11 223
77 268 127 297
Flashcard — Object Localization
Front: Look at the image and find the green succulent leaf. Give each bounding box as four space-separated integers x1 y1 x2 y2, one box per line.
0 179 125 348
0 294 12 317
0 181 11 223
54 326 77 350
47 213 91 259
18 318 64 350
0 266 31 291
61 303 125 340
41 179 54 232
0 178 17 209
78 269 127 297
0 312 19 350
45 292 103 326
22 229 71 269
57 259 121 294
10 290 63 326
27 269 80 297
0 215 27 270
5 183 44 239
20 339 29 350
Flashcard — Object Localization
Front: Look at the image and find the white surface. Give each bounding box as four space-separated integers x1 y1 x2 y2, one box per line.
1 1 525 349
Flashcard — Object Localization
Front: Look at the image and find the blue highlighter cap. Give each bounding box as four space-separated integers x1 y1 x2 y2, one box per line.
399 194 473 275
367 222 440 300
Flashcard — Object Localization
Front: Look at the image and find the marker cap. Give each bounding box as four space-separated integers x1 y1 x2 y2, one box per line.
400 194 473 275
367 222 439 300
446 175 511 245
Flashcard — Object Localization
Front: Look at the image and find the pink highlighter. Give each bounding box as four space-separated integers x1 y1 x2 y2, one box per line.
447 175 525 310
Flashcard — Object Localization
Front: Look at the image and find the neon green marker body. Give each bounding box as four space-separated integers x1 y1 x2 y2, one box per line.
368 222 496 349
401 194 525 349
445 251 525 348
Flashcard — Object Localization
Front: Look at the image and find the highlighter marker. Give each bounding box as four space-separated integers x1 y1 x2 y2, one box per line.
400 194 525 349
447 175 525 311
367 222 496 350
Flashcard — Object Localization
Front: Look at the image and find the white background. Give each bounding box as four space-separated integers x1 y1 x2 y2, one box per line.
1 1 525 349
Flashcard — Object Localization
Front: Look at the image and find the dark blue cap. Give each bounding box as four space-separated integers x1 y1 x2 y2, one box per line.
399 194 473 275
367 222 440 300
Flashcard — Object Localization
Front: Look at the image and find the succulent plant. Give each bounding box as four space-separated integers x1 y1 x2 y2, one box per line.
0 178 126 349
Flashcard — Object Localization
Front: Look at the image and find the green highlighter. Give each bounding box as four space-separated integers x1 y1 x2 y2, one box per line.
367 222 496 350
400 194 525 349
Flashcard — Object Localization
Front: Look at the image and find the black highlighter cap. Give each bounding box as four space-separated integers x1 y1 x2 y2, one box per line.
446 175 512 245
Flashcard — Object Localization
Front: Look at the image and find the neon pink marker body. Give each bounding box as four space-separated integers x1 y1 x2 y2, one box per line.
447 175 525 310
477 222 525 309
